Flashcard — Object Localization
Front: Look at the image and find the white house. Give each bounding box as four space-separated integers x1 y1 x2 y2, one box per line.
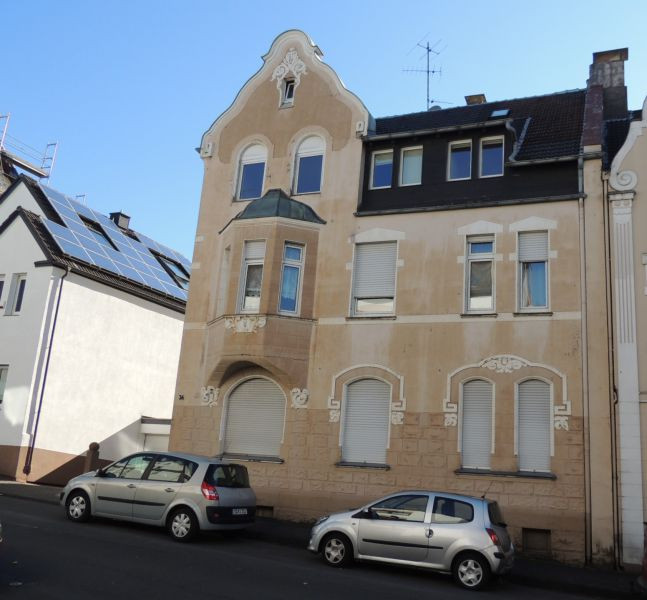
0 175 189 484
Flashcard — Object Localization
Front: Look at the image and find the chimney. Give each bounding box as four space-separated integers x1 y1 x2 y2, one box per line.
465 94 487 106
588 48 628 119
110 211 131 230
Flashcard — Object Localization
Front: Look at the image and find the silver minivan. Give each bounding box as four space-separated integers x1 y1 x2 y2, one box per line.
60 451 256 541
308 490 513 590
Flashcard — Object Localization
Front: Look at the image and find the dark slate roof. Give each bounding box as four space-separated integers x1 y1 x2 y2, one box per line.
372 90 586 161
603 118 631 170
234 188 326 224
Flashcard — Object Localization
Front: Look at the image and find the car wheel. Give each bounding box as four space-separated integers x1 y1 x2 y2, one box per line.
321 533 353 567
66 490 91 523
452 551 491 591
168 507 199 542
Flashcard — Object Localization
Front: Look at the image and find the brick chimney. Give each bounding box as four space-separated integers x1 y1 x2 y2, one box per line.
110 211 131 230
588 48 629 119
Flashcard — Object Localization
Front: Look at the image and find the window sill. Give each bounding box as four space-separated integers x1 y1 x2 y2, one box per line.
346 315 397 321
455 468 556 480
220 454 284 464
513 311 553 317
293 191 321 196
460 312 497 318
336 461 390 470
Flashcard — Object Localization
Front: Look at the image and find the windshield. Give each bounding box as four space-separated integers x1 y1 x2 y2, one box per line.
488 501 507 527
205 464 250 488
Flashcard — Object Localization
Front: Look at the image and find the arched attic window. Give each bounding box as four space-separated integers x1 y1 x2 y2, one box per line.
237 144 267 201
294 136 324 195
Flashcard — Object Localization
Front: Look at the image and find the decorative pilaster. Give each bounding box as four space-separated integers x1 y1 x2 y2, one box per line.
610 191 644 565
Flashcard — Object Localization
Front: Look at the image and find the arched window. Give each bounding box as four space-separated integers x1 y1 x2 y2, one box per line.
341 378 390 465
294 136 324 194
517 379 551 472
237 144 267 200
223 377 285 458
461 379 493 469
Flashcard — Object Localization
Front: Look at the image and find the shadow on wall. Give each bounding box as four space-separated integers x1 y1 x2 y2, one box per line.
29 419 152 486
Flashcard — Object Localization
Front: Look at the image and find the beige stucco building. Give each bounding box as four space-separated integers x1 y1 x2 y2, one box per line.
170 31 639 566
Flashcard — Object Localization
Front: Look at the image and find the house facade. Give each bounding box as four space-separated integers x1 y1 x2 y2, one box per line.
0 175 190 484
170 30 633 565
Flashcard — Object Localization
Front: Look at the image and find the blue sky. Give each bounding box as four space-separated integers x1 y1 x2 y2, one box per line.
3 1 646 259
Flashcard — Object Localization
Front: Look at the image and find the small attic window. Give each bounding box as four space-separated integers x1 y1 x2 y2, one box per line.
490 109 510 118
156 255 190 290
79 216 118 251
282 79 295 106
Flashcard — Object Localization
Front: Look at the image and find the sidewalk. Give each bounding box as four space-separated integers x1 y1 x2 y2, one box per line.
0 479 640 598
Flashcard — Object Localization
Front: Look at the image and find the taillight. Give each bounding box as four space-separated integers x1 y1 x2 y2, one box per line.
486 528 500 546
201 481 219 501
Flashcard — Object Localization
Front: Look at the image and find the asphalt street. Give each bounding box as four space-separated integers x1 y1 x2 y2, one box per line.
0 495 617 599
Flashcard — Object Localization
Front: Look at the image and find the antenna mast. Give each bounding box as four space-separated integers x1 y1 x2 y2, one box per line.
403 36 446 110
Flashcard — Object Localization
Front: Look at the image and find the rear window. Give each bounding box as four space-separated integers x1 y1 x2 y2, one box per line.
205 464 250 488
488 501 507 527
431 497 474 524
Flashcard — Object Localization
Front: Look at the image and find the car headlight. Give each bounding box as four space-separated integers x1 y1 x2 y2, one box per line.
313 515 329 527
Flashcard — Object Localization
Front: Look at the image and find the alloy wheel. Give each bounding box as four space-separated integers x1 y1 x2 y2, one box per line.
457 558 483 587
68 495 86 519
324 538 345 564
171 513 192 538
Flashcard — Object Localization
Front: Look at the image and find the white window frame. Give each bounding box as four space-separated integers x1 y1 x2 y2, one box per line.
447 139 472 181
278 242 305 316
238 241 266 314
514 377 554 469
0 365 7 404
282 79 296 107
369 150 394 190
350 241 398 317
457 377 495 462
516 231 550 312
6 274 27 316
293 136 325 195
236 144 267 201
464 235 495 313
479 135 505 178
399 145 423 187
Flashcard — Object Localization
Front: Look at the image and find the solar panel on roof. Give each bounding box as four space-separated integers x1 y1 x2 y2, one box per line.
38 184 190 302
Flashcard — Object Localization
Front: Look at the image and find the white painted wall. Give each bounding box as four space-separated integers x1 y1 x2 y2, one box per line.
0 215 54 449
35 274 183 461
0 181 44 224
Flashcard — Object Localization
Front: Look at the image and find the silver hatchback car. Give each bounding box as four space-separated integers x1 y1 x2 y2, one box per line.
308 490 513 591
60 451 256 541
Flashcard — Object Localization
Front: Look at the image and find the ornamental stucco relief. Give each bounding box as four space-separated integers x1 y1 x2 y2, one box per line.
290 388 309 409
271 48 307 90
224 315 267 333
200 386 219 407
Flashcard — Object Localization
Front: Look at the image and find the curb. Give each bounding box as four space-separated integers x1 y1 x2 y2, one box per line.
0 487 637 598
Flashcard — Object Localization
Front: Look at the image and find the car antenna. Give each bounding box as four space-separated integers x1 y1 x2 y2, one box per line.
481 478 495 499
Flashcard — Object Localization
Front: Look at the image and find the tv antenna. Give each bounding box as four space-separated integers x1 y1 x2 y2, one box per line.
403 35 449 110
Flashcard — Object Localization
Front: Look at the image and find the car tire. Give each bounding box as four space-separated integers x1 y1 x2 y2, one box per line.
167 507 199 542
66 490 91 523
452 551 491 591
321 533 353 567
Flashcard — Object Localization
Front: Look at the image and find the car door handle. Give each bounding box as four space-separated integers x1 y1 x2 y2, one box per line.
127 483 136 489
165 488 175 493
426 528 434 538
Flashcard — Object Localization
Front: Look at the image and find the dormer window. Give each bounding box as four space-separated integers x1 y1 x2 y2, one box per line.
282 79 295 106
156 255 190 290
79 216 119 251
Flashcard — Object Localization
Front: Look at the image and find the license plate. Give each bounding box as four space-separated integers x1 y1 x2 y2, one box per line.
232 508 247 516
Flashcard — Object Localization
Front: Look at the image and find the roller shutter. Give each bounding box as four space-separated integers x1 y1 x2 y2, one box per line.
353 242 397 298
342 379 390 464
518 232 548 261
518 379 551 472
224 378 285 457
461 380 493 469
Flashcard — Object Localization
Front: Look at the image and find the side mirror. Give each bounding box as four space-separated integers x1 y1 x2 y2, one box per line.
95 468 105 478
362 508 373 519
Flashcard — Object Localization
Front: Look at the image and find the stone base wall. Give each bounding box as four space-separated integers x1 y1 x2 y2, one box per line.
170 404 587 564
